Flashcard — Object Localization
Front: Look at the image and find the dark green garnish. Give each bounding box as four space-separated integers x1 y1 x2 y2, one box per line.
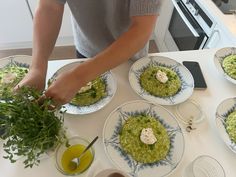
0 86 67 168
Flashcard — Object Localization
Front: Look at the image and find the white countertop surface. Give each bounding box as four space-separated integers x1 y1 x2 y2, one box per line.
1 48 236 177
198 0 236 40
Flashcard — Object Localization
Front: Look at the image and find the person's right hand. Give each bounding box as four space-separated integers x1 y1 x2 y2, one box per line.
14 68 46 92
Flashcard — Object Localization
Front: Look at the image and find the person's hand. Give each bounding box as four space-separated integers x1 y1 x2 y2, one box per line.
14 68 46 91
43 69 82 106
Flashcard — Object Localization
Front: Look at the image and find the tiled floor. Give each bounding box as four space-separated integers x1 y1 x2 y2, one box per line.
0 40 158 60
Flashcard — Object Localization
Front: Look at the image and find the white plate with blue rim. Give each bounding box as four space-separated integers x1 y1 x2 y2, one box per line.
103 100 185 177
129 56 194 105
215 97 236 153
0 55 31 139
214 47 236 84
48 60 117 115
0 55 31 97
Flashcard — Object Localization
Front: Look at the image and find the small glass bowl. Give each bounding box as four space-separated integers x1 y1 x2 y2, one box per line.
55 136 95 176
182 155 225 177
175 99 204 126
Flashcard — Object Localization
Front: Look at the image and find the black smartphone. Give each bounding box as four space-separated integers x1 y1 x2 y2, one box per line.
183 61 207 89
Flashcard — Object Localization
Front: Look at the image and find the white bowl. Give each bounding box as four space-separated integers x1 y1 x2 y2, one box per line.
129 56 194 105
214 47 236 84
215 97 236 153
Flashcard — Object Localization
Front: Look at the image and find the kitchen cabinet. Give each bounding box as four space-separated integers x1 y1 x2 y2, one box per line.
205 24 235 49
154 0 236 52
0 0 73 50
154 0 174 52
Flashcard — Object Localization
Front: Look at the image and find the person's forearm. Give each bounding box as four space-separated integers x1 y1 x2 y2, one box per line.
31 1 64 74
74 16 157 86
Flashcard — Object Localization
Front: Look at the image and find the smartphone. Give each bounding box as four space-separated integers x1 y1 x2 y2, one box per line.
182 61 207 89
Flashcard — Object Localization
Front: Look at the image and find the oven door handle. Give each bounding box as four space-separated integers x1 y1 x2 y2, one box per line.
172 0 200 37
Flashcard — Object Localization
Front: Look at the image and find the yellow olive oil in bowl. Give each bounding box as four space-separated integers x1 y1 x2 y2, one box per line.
55 137 95 176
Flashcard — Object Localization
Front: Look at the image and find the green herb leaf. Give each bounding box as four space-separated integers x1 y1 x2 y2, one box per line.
0 86 67 168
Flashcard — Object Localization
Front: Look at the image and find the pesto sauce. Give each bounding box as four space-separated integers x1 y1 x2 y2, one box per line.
0 66 28 97
120 115 170 163
222 54 236 80
226 110 236 143
70 77 106 106
140 66 181 97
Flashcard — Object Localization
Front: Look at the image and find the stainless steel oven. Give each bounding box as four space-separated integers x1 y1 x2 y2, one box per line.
155 0 217 52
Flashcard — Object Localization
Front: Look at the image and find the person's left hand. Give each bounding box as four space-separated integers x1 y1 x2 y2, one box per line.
43 69 82 106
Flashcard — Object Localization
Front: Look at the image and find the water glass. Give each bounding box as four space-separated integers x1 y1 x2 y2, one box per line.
183 155 225 177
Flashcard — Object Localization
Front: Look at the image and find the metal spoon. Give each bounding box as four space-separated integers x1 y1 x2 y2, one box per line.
68 136 98 171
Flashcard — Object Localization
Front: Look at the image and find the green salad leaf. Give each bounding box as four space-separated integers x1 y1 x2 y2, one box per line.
0 86 67 168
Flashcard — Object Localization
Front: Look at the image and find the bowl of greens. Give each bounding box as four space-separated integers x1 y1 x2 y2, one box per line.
0 55 31 99
214 47 236 84
103 100 184 177
215 97 236 153
0 86 67 168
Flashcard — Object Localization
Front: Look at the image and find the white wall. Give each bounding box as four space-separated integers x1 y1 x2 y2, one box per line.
28 0 74 46
0 0 74 50
0 0 33 49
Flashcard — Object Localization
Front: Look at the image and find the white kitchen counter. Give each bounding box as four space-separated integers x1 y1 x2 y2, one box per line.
0 48 236 177
199 0 236 42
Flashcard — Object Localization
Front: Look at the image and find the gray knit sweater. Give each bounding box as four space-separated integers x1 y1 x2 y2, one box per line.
57 0 160 59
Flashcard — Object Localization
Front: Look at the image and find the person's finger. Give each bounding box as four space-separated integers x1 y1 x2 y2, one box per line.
47 97 62 110
35 93 47 105
36 94 60 110
13 84 21 92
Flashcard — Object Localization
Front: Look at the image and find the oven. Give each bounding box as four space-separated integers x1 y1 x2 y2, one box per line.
155 0 217 52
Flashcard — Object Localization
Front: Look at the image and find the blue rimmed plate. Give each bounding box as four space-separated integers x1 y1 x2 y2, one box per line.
216 97 236 153
103 100 185 177
0 55 31 97
0 55 31 139
129 56 194 105
214 47 236 84
49 60 117 115
0 55 31 68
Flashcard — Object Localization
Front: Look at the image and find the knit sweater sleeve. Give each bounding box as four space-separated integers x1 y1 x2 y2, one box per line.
130 0 161 16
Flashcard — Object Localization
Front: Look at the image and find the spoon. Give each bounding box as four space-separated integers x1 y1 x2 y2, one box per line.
68 136 98 171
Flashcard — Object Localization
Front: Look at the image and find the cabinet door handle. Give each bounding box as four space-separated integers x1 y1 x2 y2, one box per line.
205 30 220 49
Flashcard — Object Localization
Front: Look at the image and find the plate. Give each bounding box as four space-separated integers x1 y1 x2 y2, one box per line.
0 55 31 99
103 100 184 177
214 47 236 84
0 55 31 139
129 56 194 105
49 60 117 114
215 97 236 153
0 55 31 68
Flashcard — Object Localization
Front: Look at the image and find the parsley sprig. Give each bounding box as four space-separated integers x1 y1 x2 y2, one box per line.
0 86 67 168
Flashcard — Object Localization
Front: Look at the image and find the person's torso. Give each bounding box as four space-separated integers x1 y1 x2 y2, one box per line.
67 0 132 57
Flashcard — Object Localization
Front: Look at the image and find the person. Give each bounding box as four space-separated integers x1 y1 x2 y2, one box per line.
16 0 160 106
